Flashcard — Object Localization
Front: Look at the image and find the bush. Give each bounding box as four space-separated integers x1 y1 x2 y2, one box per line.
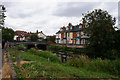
48 45 63 52
68 56 120 75
69 55 90 68
88 58 120 75
48 45 84 54
38 51 61 63
104 49 119 59
17 44 26 51
28 48 36 54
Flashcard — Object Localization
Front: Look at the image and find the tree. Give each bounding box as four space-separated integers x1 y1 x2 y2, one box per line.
30 34 38 41
113 30 120 58
47 36 56 43
82 9 116 58
2 27 15 42
0 5 6 29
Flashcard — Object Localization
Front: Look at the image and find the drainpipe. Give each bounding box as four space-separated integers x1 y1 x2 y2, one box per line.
66 32 67 47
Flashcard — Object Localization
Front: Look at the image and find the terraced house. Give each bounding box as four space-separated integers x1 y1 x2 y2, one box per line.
56 22 89 45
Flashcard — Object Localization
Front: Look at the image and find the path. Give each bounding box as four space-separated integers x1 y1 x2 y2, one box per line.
2 51 11 78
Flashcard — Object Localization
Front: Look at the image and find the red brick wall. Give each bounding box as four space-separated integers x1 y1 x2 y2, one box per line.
68 26 70 30
79 31 81 38
65 32 67 38
73 32 77 38
61 33 64 39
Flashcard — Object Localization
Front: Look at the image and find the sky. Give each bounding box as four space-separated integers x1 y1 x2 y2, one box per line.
0 0 119 35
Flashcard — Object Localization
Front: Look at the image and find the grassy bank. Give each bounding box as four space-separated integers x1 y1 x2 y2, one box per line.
8 47 119 79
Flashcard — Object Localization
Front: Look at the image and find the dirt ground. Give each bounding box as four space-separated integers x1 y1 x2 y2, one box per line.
2 52 11 78
13 61 35 67
2 51 35 79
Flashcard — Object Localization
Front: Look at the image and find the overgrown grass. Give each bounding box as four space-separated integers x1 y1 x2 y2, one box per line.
8 48 119 78
67 55 120 76
21 62 117 78
17 44 26 51
28 48 61 63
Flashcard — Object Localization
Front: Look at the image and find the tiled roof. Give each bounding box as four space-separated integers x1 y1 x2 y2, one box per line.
57 24 85 34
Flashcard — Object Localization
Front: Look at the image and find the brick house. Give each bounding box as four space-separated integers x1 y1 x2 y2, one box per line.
14 30 46 41
14 31 28 41
56 22 89 45
36 30 46 40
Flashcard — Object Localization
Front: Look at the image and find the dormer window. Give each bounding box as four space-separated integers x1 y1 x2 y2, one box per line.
70 25 72 30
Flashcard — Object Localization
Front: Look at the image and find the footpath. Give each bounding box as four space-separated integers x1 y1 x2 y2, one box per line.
2 51 11 79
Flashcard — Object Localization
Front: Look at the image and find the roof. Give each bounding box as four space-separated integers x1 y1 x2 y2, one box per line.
56 24 85 34
56 30 61 34
15 30 27 33
38 31 46 36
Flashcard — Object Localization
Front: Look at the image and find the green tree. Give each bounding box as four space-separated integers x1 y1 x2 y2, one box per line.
47 36 55 43
0 5 6 29
2 27 15 42
30 34 38 41
113 30 120 58
82 9 116 58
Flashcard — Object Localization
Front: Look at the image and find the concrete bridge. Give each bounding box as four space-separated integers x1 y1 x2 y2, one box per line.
8 41 48 50
8 41 85 50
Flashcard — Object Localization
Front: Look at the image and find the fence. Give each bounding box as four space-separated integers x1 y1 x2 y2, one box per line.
7 51 16 79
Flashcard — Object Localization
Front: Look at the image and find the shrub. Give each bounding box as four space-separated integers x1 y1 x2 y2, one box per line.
17 44 26 51
38 51 61 63
104 49 119 59
88 58 120 75
69 55 90 68
48 45 63 52
68 56 120 75
28 48 36 54
48 45 84 54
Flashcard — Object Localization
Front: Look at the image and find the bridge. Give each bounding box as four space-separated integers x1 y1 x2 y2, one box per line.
8 41 85 50
8 41 48 50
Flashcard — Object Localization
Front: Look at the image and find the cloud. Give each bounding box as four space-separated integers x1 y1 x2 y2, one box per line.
53 2 100 17
1 1 119 35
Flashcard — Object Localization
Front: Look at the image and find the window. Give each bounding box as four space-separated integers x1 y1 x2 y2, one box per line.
76 38 80 44
64 39 66 43
77 32 79 37
67 38 70 43
79 24 82 28
81 31 86 36
81 32 84 36
68 33 69 37
81 39 86 44
64 33 65 37
71 40 73 43
66 27 68 30
70 25 72 30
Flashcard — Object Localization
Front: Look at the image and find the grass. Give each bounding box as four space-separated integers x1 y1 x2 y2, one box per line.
8 48 119 79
